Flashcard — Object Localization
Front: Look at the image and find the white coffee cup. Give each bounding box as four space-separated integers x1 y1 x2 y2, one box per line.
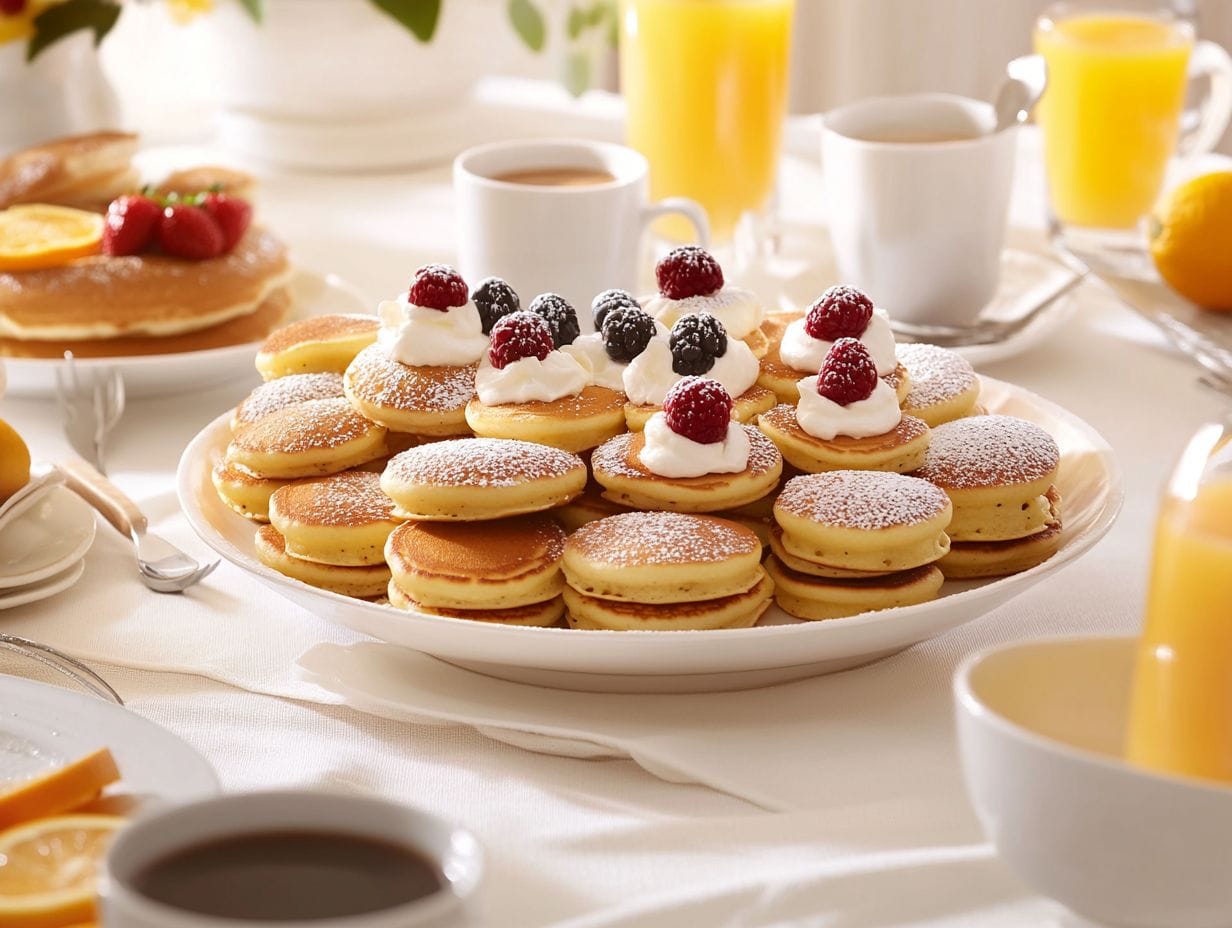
453 138 708 329
100 791 483 928
822 93 1017 326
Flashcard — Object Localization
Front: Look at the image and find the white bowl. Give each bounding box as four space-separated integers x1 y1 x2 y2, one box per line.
954 635 1232 928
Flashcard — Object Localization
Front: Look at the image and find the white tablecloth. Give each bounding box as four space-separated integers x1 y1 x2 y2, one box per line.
1 116 1226 926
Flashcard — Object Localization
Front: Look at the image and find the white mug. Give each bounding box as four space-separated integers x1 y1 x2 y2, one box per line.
100 791 483 928
453 138 708 329
822 93 1017 326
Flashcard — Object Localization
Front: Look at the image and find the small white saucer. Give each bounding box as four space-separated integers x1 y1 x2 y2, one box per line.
0 558 86 611
0 486 96 590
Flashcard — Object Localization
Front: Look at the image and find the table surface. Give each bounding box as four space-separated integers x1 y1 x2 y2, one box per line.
2 111 1227 927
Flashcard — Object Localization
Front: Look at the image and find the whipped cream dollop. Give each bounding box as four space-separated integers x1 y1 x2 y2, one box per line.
561 321 669 393
622 337 760 406
796 375 901 440
642 286 765 340
476 351 589 404
780 310 897 376
639 413 750 478
377 293 489 367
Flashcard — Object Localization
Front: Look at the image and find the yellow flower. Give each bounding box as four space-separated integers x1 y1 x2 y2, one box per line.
167 0 215 23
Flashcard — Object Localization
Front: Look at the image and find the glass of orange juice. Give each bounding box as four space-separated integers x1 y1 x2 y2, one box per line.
1034 0 1232 269
620 0 795 243
1125 421 1232 785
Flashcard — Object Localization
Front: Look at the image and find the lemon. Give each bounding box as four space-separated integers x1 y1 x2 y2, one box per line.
0 205 104 273
0 418 31 504
0 749 120 831
1149 171 1232 311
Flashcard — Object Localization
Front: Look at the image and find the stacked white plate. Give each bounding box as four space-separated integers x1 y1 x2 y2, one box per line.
0 486 96 610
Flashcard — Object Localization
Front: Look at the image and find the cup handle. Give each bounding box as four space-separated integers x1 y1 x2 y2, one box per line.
1178 40 1232 157
639 197 710 247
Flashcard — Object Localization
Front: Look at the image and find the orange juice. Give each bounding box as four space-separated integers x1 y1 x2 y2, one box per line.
620 0 794 241
1036 12 1192 229
1126 434 1232 784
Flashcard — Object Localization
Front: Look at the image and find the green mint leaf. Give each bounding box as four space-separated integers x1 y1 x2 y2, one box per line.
562 50 590 97
567 4 586 41
509 0 546 52
368 0 441 42
27 0 120 62
237 0 264 23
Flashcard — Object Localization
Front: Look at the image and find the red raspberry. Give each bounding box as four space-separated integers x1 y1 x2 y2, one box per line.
488 311 554 370
200 193 252 252
157 204 225 260
655 246 724 300
0 0 26 13
805 285 875 341
663 376 733 444
102 195 161 257
815 337 879 406
408 263 468 311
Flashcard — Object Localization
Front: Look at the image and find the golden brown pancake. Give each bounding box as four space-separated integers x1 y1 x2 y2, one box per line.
256 313 379 380
758 403 930 474
465 385 627 453
766 557 945 621
227 397 388 479
386 580 565 627
254 523 390 598
269 470 402 567
232 372 345 432
157 166 257 201
0 131 138 209
564 572 774 631
211 459 288 522
344 344 475 436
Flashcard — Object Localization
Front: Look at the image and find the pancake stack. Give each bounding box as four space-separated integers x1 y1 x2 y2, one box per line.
561 511 774 630
0 132 139 212
914 415 1063 578
766 471 952 620
896 343 982 427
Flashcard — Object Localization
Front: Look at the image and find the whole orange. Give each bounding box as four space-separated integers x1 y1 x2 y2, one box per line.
1149 171 1232 311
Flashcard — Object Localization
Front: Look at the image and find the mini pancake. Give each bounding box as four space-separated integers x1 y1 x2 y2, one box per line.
232 372 345 433
385 515 566 609
380 438 586 521
386 580 565 627
590 425 782 513
465 385 627 453
211 460 288 522
623 385 775 431
773 471 953 574
563 571 774 631
0 131 138 209
226 397 387 479
269 470 402 567
555 480 632 533
742 326 770 360
254 524 390 598
939 519 1064 579
256 313 379 380
758 404 930 474
344 343 474 437
896 343 980 427
767 524 903 579
715 481 783 547
562 511 764 604
766 557 944 621
157 165 256 201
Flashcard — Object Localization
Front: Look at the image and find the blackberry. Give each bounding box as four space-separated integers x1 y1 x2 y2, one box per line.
591 288 640 330
669 312 727 376
528 292 581 348
472 277 520 334
600 306 657 362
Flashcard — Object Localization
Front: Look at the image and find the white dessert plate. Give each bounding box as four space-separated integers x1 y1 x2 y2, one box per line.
0 559 86 612
0 675 219 799
179 378 1121 693
2 268 368 399
0 486 95 590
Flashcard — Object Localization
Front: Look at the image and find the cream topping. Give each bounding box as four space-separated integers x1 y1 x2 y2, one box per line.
642 286 764 339
377 293 488 367
475 350 589 404
795 375 901 440
623 337 760 406
639 413 750 478
561 321 668 392
780 310 897 376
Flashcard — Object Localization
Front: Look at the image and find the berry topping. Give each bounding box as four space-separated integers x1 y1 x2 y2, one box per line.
655 245 724 300
669 311 727 376
591 288 640 330
816 337 879 406
488 311 554 370
663 377 734 444
600 306 657 362
528 292 581 347
0 0 25 13
157 204 225 260
200 193 252 252
102 195 161 257
472 277 520 334
408 263 468 311
805 285 875 341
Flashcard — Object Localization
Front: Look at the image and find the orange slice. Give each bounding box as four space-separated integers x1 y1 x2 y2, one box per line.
0 205 105 273
0 814 125 928
0 749 120 831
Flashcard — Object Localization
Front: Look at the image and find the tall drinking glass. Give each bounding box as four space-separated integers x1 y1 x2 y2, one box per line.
620 0 795 243
1033 0 1232 270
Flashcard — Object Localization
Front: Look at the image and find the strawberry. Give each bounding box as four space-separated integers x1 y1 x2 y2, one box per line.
200 193 252 253
102 195 161 257
158 205 225 260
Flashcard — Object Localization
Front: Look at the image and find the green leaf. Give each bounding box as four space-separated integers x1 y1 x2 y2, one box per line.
27 0 120 61
562 50 591 97
566 4 586 41
368 0 441 42
237 0 264 24
508 0 546 52
585 1 606 28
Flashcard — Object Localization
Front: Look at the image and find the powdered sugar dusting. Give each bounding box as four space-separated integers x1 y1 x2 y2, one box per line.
235 373 344 426
916 415 1059 489
775 471 949 530
273 470 397 526
568 511 759 566
385 438 583 488
346 344 475 412
897 343 977 409
593 426 779 480
235 397 379 453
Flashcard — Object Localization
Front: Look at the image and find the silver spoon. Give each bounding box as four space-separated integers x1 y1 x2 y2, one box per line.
993 55 1047 133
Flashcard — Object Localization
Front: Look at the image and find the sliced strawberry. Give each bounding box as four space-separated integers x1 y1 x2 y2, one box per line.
200 193 253 253
102 195 162 257
158 205 225 260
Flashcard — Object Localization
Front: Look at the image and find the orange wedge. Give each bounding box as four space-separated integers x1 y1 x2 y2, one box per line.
0 814 125 928
0 749 120 831
0 205 104 272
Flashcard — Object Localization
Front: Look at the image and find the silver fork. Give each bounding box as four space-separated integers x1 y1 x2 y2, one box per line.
55 352 125 474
